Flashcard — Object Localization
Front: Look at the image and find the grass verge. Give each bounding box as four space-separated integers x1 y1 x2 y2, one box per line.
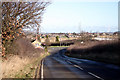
2 52 50 78
14 52 50 78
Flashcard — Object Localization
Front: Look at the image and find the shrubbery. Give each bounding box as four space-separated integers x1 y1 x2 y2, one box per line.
56 36 59 42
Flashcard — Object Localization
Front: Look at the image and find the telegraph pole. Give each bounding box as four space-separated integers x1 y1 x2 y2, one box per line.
36 25 39 40
78 22 83 38
79 22 81 34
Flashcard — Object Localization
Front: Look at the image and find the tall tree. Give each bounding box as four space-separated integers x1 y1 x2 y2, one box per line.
1 1 50 57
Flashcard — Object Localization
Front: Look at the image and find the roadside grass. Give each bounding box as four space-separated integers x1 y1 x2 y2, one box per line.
14 52 50 78
2 52 50 78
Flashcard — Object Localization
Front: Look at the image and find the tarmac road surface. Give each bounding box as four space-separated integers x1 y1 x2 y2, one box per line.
41 47 120 80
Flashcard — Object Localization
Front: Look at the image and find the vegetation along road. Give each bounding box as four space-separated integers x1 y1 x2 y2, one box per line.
41 47 120 80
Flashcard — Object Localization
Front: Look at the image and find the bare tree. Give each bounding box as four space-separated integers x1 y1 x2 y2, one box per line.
2 1 50 28
1 1 50 56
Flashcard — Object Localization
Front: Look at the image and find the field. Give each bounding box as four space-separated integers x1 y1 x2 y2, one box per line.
41 37 78 43
65 40 120 66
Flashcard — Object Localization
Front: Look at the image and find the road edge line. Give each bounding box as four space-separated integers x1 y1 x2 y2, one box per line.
40 59 44 80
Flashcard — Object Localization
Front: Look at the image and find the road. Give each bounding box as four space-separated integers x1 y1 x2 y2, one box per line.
41 47 120 80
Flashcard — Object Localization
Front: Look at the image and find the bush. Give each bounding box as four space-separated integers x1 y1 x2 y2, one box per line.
6 38 44 59
56 36 59 42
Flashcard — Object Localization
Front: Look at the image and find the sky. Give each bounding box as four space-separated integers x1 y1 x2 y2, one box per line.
40 0 119 33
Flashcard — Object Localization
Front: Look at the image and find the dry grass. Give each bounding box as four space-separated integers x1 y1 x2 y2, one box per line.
2 52 49 78
68 41 99 50
1 38 47 78
2 54 31 78
68 40 116 50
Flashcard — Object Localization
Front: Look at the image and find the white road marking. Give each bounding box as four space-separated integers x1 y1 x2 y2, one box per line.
67 61 72 64
88 72 104 80
74 65 83 70
68 61 103 80
41 60 44 80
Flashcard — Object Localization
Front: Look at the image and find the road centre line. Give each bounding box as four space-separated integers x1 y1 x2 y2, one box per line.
88 72 104 80
74 65 84 70
67 61 72 64
68 60 103 80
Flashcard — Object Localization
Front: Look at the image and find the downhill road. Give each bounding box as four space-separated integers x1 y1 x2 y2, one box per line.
41 47 120 80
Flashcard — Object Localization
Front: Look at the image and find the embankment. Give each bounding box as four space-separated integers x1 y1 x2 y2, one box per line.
65 40 120 66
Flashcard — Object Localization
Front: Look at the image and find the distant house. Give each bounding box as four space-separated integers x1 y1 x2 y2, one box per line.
113 32 118 36
32 39 41 46
99 33 105 36
32 35 44 49
32 39 45 49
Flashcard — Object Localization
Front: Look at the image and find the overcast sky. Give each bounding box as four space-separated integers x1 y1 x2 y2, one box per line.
41 0 119 33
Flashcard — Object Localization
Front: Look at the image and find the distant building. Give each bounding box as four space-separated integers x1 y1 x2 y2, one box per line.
113 32 118 36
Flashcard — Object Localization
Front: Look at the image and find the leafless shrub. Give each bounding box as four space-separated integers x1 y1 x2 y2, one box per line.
11 38 44 58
